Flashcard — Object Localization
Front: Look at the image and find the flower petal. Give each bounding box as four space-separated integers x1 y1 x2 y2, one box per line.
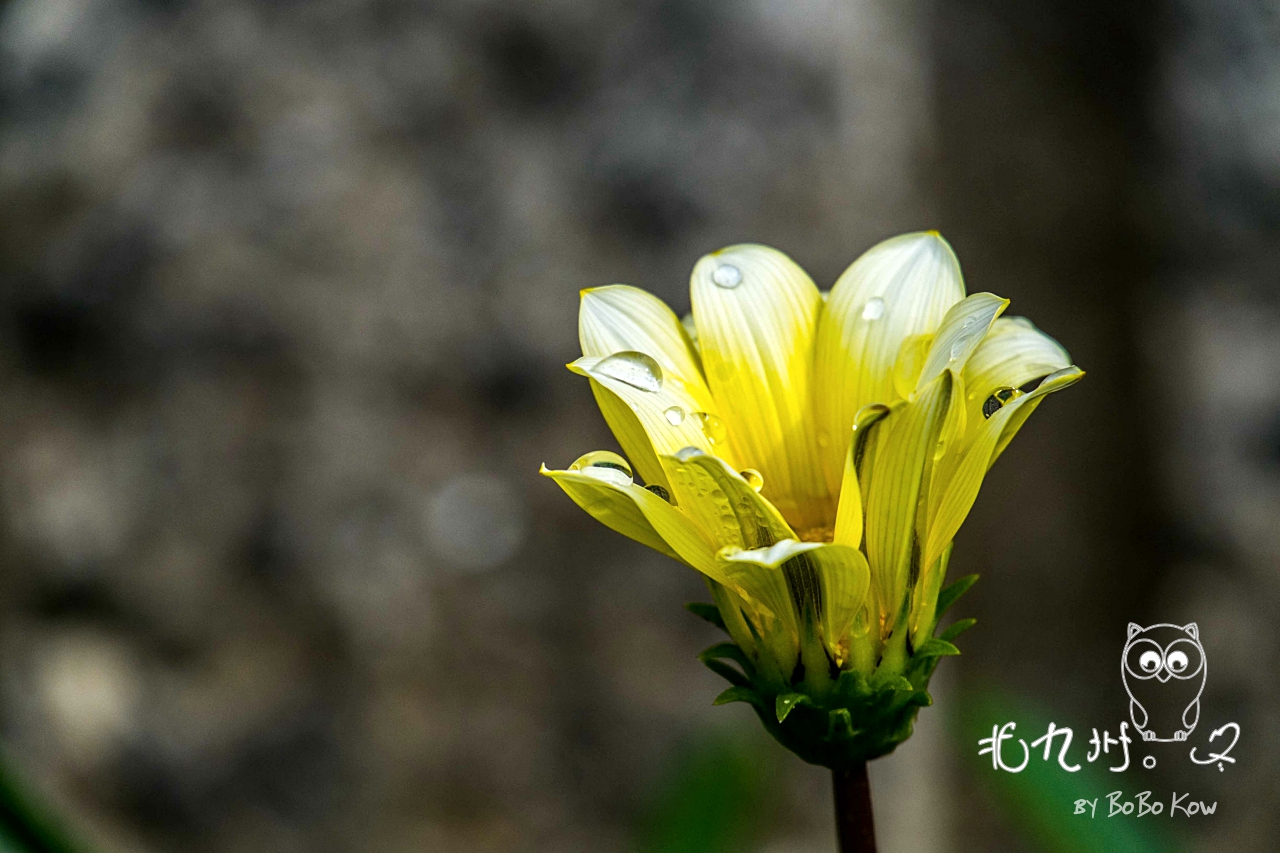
921 366 1085 575
915 292 1009 390
814 232 966 495
719 539 870 668
832 404 891 550
862 372 953 628
541 462 678 558
541 461 756 595
963 316 1072 437
570 352 740 493
663 448 795 549
579 285 710 404
690 245 829 532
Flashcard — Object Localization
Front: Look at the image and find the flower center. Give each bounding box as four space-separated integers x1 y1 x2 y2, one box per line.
797 525 833 544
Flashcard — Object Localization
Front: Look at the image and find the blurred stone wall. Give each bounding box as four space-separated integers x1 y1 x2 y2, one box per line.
0 0 1274 852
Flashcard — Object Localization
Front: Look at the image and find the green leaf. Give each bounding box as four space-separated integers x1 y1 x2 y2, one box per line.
713 686 758 706
774 692 808 722
698 642 754 673
938 617 977 642
914 638 962 659
685 602 726 631
702 658 751 688
934 573 979 622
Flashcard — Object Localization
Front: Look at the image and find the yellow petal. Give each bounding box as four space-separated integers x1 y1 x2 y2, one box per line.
579 285 710 406
663 448 795 550
963 316 1072 440
921 366 1084 575
915 292 1009 390
570 352 740 493
542 461 758 595
541 461 678 559
863 372 952 628
813 232 966 496
813 545 871 663
832 404 891 550
718 539 870 667
583 379 668 493
690 245 829 532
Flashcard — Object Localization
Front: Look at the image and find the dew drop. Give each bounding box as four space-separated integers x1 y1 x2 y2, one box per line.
950 337 969 359
981 386 1020 418
644 484 671 501
694 412 727 445
569 451 634 487
961 315 978 330
816 430 831 448
861 297 885 320
595 351 663 392
712 264 742 289
663 405 685 426
740 468 764 492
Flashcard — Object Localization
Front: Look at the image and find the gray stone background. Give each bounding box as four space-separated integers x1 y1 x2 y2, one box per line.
0 0 1276 851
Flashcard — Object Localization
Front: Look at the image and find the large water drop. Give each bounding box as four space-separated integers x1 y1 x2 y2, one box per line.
663 406 685 426
570 451 634 487
862 297 885 320
595 351 663 392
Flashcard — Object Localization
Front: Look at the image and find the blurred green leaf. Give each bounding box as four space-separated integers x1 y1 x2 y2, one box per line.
0 752 84 853
635 731 774 853
955 687 1183 853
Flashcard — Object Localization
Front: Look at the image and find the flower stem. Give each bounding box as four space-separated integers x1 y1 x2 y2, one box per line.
832 764 876 853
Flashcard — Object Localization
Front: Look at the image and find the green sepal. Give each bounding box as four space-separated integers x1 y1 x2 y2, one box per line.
833 669 870 700
713 686 758 706
939 617 977 642
775 692 810 723
934 574 979 623
703 658 752 688
699 642 754 673
913 638 962 660
685 602 726 631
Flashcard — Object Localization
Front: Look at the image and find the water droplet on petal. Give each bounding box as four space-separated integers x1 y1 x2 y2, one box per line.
663 405 685 426
582 465 633 487
712 264 742 289
981 386 1020 418
961 315 978 330
570 451 634 487
950 337 969 359
816 431 831 448
644 484 671 501
740 468 764 492
594 351 663 392
694 412 727 445
861 297 885 320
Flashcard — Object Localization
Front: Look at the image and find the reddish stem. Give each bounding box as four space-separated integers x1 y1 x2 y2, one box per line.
832 764 877 853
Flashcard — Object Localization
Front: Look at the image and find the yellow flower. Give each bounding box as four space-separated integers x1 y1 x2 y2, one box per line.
542 232 1082 696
